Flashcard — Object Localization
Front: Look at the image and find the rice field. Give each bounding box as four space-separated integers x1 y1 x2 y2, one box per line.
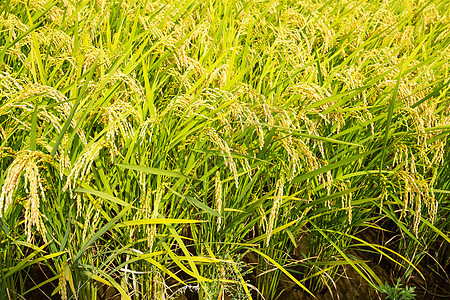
0 0 449 299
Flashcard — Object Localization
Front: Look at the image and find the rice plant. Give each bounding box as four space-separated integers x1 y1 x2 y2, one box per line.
0 0 449 299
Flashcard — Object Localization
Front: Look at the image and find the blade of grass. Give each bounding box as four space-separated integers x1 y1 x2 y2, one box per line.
73 204 132 263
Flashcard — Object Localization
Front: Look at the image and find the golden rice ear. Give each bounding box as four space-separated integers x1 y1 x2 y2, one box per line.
140 191 152 246
82 203 96 241
334 180 353 225
138 116 158 146
258 202 268 232
325 170 333 208
23 163 46 242
63 140 109 197
100 100 140 156
175 46 206 79
260 100 275 125
16 83 69 112
144 185 165 249
58 262 68 300
394 170 437 237
206 127 239 188
236 147 253 181
0 12 29 39
266 174 285 247
208 64 227 86
215 171 223 231
8 82 88 146
0 151 50 242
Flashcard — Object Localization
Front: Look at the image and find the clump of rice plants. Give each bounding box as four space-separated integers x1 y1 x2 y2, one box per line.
0 0 449 299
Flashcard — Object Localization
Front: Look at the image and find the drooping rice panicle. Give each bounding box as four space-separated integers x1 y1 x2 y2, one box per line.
215 171 223 230
0 151 52 242
266 174 285 246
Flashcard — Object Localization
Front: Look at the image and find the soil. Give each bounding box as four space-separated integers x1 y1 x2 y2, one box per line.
21 264 59 300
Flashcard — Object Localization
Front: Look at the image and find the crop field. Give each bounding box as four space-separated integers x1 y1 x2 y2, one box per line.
0 0 449 299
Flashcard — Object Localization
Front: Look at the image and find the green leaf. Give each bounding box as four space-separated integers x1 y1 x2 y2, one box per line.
73 204 132 263
167 187 221 218
51 62 98 157
75 187 131 208
246 247 316 298
292 149 376 184
117 218 205 227
117 163 201 181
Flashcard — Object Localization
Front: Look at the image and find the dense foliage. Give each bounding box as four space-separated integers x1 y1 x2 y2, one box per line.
0 0 449 299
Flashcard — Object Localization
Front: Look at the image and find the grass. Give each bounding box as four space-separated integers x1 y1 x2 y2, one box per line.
0 0 449 299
